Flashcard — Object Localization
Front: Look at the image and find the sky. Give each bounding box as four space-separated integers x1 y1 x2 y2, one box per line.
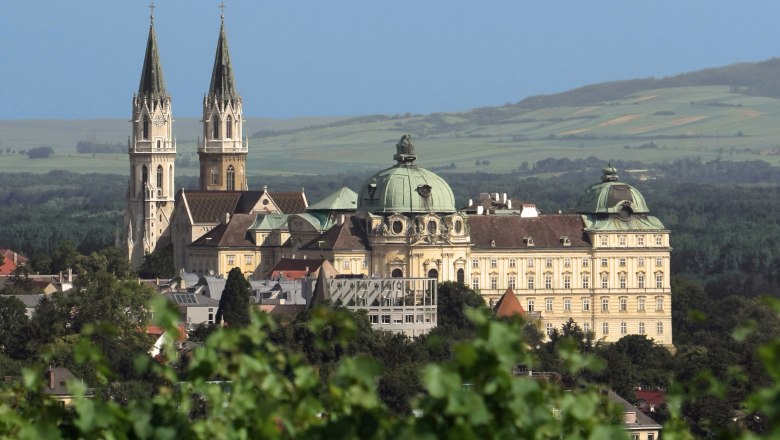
2 1 780 120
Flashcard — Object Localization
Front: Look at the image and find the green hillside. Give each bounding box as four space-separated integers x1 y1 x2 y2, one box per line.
3 59 780 176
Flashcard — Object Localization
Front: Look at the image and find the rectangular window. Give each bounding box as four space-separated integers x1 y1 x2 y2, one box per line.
657 322 663 334
619 274 627 289
527 299 535 312
564 257 571 268
509 259 516 268
600 235 608 246
619 297 627 311
601 258 608 267
638 273 645 288
583 322 590 333
544 274 552 289
490 275 498 289
619 235 626 246
656 297 664 311
381 315 390 324
208 313 214 323
638 257 645 267
601 274 609 289
656 257 663 267
527 258 534 268
370 315 379 324
582 298 590 312
546 323 554 336
472 258 479 268
582 258 589 267
490 258 497 268
619 257 626 267
545 257 553 268
582 275 590 289
602 322 609 335
362 259 368 269
508 275 516 289
343 259 350 270
638 297 646 312
405 315 414 323
545 298 553 312
656 273 664 288
263 255 272 265
245 255 253 265
226 255 235 266
639 322 645 334
564 298 571 311
472 278 479 290
655 235 663 246
601 297 609 312
563 274 571 289
527 276 535 290
637 235 645 246
621 322 627 335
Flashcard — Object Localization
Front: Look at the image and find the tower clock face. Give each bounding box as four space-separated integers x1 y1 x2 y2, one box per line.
152 114 164 127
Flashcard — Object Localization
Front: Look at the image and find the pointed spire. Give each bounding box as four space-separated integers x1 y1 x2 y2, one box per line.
208 16 238 102
138 13 168 101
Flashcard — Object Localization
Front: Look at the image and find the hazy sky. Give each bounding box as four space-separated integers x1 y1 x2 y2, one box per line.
3 1 779 120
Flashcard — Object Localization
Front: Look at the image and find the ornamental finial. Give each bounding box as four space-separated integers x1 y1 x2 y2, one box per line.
149 1 155 24
219 1 226 21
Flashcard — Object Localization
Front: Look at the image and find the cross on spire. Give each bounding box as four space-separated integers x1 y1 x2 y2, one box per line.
149 1 155 23
219 1 226 21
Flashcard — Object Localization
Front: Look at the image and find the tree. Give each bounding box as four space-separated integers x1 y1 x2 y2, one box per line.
435 281 487 331
139 246 175 279
26 146 54 159
0 296 31 359
216 267 251 327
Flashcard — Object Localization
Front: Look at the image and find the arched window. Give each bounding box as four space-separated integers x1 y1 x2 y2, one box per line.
210 169 219 185
156 165 163 189
427 268 438 280
457 268 464 284
226 115 233 139
212 117 220 139
226 165 235 191
157 140 161 149
141 165 148 187
391 269 403 278
142 116 149 139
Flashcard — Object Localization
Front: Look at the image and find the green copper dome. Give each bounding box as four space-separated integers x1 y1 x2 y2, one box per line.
576 162 650 214
357 135 456 213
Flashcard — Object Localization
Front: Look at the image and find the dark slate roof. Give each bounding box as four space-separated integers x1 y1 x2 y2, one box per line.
469 214 590 249
269 191 307 214
43 367 80 397
299 216 369 251
493 288 525 318
138 23 168 100
208 20 238 101
191 213 256 248
179 190 305 224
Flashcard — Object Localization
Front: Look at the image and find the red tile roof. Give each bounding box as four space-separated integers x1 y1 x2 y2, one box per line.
0 249 28 276
469 214 589 249
493 288 526 318
268 258 325 280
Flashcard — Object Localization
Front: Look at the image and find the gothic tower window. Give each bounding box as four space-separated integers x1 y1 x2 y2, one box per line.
157 140 161 149
142 116 149 139
226 165 235 191
226 115 233 139
212 116 220 139
142 165 149 188
210 169 219 185
156 165 163 189
169 165 174 197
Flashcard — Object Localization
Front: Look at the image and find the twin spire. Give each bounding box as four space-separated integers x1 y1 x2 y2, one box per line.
138 6 238 103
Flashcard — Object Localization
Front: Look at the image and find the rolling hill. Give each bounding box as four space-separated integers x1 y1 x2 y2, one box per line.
2 59 780 176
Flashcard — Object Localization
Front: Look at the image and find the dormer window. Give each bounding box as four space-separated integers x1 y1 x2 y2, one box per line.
490 239 496 247
560 236 571 246
524 236 534 247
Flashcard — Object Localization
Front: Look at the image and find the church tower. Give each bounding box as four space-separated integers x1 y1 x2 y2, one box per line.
198 13 248 191
126 10 176 268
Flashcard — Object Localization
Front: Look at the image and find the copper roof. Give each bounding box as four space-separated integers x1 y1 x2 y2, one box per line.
190 213 256 248
299 216 369 251
494 288 526 318
469 214 589 249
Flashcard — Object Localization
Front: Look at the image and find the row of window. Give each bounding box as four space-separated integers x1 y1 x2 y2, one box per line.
368 313 435 324
598 234 664 247
546 320 665 336
338 259 370 270
528 296 664 313
211 115 239 140
472 272 665 290
471 256 664 270
209 166 237 190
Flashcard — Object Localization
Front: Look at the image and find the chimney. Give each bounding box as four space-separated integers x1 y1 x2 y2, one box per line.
59 271 63 283
502 193 507 204
477 206 484 215
47 366 54 389
67 268 73 283
225 212 231 224
507 200 512 209
468 198 473 207
494 192 499 201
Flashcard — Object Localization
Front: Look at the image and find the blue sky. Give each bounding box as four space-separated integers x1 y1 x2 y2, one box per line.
2 1 779 119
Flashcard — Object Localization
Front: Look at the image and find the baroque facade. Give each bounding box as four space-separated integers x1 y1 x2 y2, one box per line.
125 14 671 345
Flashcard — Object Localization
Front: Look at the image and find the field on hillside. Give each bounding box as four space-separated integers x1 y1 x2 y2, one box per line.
2 86 780 176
